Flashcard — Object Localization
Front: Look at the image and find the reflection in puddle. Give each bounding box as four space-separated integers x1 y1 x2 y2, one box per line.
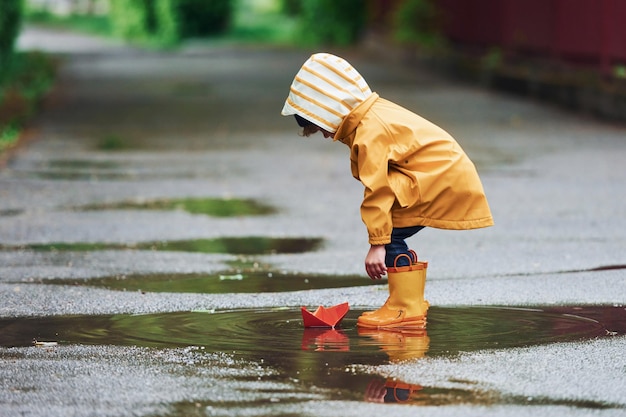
360 376 621 408
13 171 138 181
1 306 623 412
12 169 221 181
362 377 488 405
356 328 430 363
0 209 23 216
9 158 241 181
97 134 132 150
0 236 323 255
48 160 121 169
47 271 381 293
12 158 128 181
75 197 277 217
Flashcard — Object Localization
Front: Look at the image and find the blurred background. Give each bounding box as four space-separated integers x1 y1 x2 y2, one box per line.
2 0 626 156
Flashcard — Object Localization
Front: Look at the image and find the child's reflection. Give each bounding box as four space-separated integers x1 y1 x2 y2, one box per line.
301 326 429 404
365 377 423 403
358 328 430 362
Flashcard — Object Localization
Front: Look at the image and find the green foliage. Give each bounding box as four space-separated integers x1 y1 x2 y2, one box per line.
109 0 150 40
227 0 297 44
0 125 19 153
176 0 234 37
1 0 57 155
392 0 442 49
25 10 112 38
296 0 367 46
0 51 57 153
280 0 302 16
154 0 179 43
109 0 179 46
482 47 503 71
24 1 290 47
108 0 235 46
614 65 626 79
0 0 24 81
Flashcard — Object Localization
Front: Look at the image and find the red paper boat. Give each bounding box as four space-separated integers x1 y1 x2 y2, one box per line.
301 302 349 328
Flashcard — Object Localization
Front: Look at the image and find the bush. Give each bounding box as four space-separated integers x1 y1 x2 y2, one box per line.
297 0 367 46
109 0 179 46
0 0 24 81
108 0 235 46
0 51 57 153
392 0 442 49
280 0 302 17
154 0 179 43
176 0 234 38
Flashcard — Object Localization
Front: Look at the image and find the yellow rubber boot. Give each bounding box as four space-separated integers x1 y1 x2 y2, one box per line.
357 259 429 329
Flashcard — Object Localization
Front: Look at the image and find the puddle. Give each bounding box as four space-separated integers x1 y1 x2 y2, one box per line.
12 158 128 181
12 171 141 181
0 209 23 216
2 306 622 357
11 166 223 181
76 197 276 217
48 160 121 170
46 271 381 293
11 158 247 181
2 305 624 411
1 236 323 255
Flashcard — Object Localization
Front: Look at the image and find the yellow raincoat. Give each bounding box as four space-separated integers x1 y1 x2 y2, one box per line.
282 53 493 245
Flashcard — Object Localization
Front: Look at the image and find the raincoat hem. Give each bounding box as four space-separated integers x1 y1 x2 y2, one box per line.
393 216 494 230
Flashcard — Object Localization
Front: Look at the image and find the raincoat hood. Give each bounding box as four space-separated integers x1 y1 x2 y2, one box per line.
281 53 373 133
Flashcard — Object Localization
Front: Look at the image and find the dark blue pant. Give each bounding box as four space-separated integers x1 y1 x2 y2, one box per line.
385 226 425 267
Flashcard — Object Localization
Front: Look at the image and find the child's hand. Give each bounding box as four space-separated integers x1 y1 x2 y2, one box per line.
365 245 387 279
364 378 387 402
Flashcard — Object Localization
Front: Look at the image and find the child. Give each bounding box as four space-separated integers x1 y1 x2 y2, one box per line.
282 53 493 328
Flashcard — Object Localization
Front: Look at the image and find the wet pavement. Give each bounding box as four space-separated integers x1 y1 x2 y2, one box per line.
1 26 625 416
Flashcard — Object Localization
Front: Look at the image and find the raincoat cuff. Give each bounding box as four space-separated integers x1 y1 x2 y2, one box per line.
369 237 391 245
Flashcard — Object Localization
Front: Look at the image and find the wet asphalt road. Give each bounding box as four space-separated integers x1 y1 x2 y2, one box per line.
1 26 625 416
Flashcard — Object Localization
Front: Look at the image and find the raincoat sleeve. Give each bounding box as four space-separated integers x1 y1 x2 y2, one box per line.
352 132 397 245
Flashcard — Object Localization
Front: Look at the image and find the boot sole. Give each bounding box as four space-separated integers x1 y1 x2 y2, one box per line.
357 316 427 330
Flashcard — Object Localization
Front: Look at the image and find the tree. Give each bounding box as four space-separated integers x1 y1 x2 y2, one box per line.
0 0 24 81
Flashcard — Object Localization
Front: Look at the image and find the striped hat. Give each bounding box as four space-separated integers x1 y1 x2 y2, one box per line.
281 53 372 133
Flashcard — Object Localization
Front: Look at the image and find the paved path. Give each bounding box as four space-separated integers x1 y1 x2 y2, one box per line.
1 25 625 417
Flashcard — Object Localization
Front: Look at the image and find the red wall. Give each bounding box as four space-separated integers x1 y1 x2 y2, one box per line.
436 0 626 74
